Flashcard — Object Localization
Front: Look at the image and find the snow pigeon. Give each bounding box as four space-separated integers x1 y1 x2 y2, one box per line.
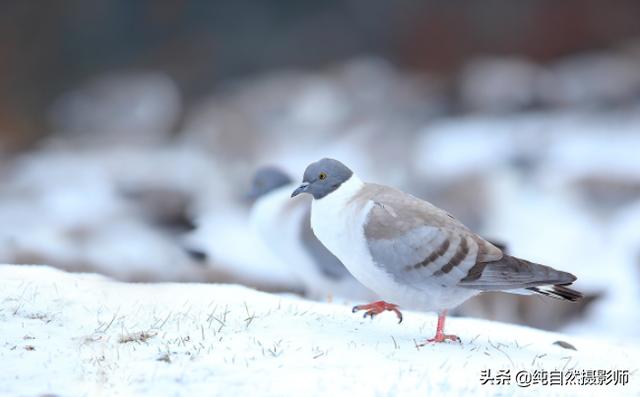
248 166 375 300
292 158 582 343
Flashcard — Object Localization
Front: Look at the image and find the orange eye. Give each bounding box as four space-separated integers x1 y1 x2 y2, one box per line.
319 172 327 180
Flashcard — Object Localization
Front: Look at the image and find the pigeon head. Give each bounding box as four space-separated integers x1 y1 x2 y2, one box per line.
246 166 292 200
291 158 353 200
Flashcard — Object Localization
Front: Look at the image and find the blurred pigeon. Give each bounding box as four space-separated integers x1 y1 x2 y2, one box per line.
292 158 582 343
248 166 375 301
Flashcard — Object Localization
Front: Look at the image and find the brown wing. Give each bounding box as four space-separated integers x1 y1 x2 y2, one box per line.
354 184 503 287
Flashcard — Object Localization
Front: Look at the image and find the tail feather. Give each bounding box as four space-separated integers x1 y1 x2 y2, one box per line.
460 254 578 290
527 284 583 302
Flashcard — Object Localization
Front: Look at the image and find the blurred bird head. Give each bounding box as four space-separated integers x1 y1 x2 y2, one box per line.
292 158 353 200
246 166 292 200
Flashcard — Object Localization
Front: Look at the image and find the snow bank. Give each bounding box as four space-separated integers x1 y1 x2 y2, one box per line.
1 265 638 396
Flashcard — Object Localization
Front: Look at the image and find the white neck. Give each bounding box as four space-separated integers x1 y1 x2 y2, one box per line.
309 173 371 286
311 174 365 231
317 174 364 205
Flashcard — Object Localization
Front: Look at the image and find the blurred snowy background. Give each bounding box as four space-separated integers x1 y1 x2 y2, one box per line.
1 1 640 343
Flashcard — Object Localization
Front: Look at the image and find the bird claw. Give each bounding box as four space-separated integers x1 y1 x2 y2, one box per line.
424 333 461 344
351 301 403 324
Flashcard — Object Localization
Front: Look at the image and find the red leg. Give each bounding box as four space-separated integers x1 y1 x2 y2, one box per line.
425 310 460 344
352 301 403 324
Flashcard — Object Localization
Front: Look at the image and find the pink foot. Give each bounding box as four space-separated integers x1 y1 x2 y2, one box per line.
422 310 461 344
352 301 403 324
425 332 461 344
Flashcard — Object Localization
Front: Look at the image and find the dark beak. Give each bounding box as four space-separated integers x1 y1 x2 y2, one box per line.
291 182 309 198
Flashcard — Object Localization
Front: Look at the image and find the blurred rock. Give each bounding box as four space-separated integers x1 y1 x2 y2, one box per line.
120 186 196 233
459 50 640 112
459 57 542 112
538 52 640 108
572 175 640 214
48 72 182 147
180 58 442 173
413 172 492 232
0 146 242 285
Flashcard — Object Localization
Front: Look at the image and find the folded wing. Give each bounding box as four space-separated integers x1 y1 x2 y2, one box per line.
360 184 581 301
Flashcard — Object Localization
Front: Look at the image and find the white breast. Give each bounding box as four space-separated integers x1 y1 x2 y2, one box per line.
250 184 312 275
310 177 394 296
310 176 366 259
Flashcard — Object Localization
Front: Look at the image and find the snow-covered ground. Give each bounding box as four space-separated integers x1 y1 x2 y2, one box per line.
1 265 638 396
